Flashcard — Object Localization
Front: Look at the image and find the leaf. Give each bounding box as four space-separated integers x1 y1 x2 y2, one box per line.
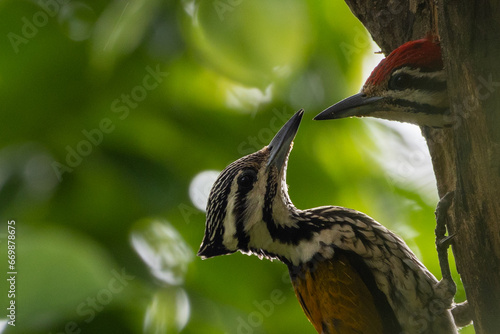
2 224 129 332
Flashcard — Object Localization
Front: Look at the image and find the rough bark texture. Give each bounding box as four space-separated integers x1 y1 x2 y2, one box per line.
343 1 500 333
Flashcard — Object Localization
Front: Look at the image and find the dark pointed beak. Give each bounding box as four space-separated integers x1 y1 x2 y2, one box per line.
267 109 303 170
314 93 383 120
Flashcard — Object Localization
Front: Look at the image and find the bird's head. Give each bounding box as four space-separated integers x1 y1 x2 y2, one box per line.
198 110 303 259
315 38 450 127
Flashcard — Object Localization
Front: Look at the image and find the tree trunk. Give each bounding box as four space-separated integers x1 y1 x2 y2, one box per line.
343 1 500 333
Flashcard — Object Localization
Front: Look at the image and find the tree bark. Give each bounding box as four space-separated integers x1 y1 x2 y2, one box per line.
343 1 500 333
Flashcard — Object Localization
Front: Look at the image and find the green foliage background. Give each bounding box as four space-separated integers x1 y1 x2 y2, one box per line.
0 0 471 333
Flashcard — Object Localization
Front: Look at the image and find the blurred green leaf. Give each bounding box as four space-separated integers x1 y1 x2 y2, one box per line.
91 0 163 71
188 0 311 88
0 224 128 332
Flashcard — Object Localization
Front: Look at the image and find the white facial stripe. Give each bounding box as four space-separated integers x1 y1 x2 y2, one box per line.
243 167 268 233
222 176 239 251
383 88 448 108
392 68 446 81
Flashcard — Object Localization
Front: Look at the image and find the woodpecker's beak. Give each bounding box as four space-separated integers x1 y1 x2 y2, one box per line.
267 109 303 170
314 93 383 121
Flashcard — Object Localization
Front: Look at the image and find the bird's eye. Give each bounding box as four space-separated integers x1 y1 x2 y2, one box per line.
389 72 412 91
237 169 257 189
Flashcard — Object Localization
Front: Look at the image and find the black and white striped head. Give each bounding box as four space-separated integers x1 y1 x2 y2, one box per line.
198 110 303 259
315 38 450 127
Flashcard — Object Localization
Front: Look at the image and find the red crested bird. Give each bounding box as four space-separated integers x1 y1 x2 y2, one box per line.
314 37 472 328
314 37 450 127
198 110 457 333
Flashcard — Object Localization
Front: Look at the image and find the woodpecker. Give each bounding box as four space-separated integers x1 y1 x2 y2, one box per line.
314 37 450 127
198 110 457 333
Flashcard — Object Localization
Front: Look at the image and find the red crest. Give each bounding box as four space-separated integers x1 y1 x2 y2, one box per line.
366 38 443 86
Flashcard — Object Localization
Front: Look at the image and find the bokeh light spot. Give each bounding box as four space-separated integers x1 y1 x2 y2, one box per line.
131 219 193 285
58 2 96 42
189 170 220 212
143 287 190 334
